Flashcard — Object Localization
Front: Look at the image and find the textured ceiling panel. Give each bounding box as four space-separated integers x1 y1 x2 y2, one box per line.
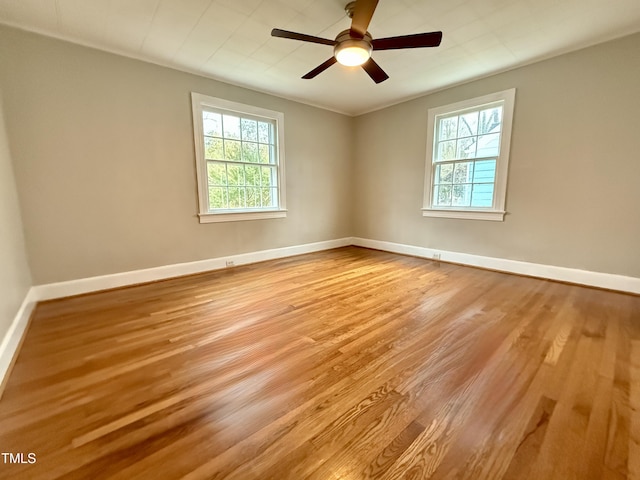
0 0 639 115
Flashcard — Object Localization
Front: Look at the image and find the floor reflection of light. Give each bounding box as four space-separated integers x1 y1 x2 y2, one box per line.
215 369 281 430
333 464 358 480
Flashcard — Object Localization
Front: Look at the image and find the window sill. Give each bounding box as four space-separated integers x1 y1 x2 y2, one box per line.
199 210 287 223
421 208 505 221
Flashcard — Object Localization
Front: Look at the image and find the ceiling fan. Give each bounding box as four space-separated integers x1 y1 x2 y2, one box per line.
271 0 443 84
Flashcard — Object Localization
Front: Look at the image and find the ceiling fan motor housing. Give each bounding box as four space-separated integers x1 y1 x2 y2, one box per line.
334 29 373 66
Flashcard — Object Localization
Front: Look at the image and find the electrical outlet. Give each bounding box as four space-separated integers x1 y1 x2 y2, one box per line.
432 253 441 261
225 260 235 267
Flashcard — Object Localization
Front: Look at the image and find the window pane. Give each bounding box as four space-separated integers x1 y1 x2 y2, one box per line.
223 114 241 139
453 184 472 207
435 163 453 184
258 122 271 143
227 165 245 186
436 140 456 161
456 137 476 159
207 162 226 186
471 183 494 207
478 107 502 134
259 144 270 164
261 166 275 187
457 111 478 137
434 184 452 206
203 112 222 137
261 187 273 207
454 162 474 184
476 133 501 158
209 187 228 209
224 140 241 161
438 116 458 141
228 187 245 208
246 187 260 207
245 165 260 186
473 160 497 183
242 142 259 163
241 119 258 142
204 137 224 160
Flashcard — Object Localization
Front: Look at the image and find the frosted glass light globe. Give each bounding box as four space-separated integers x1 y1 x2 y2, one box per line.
334 38 372 67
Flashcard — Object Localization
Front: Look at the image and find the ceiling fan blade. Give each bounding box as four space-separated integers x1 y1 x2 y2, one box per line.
362 57 389 84
350 0 379 38
372 31 443 50
271 28 335 46
302 57 338 79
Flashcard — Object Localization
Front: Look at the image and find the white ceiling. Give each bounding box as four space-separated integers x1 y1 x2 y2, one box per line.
1 0 639 115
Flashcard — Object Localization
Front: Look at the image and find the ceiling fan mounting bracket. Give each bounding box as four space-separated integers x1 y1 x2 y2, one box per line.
345 2 357 19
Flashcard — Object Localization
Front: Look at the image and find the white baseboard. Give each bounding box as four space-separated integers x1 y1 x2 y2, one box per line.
32 237 352 301
29 235 640 302
351 237 640 294
0 288 37 391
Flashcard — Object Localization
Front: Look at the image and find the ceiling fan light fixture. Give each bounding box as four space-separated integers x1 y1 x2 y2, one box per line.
334 39 372 67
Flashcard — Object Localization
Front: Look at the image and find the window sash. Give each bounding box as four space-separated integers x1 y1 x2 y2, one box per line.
432 157 497 208
206 160 278 211
431 106 502 208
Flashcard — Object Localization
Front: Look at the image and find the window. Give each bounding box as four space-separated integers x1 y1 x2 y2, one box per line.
423 89 515 221
191 93 286 223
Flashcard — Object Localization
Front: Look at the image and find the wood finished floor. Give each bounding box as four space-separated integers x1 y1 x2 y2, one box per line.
0 246 639 479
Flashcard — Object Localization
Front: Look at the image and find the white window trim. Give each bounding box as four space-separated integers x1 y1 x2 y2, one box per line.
422 88 516 221
191 92 287 224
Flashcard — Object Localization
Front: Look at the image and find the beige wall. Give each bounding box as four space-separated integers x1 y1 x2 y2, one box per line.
1 25 638 287
354 32 640 278
0 26 353 284
0 92 32 342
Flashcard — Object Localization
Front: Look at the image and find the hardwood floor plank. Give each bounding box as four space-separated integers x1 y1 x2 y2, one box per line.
503 396 556 479
0 247 638 479
630 341 640 480
364 420 425 479
604 302 634 479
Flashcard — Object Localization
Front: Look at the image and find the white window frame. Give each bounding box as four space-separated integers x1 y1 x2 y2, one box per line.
191 92 287 223
422 88 516 221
